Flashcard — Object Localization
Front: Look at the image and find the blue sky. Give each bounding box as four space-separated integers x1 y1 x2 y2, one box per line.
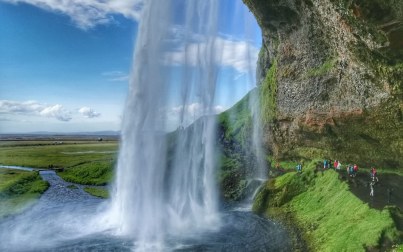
0 0 261 133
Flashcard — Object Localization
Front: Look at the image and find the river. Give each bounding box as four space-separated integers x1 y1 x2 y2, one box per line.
0 169 291 251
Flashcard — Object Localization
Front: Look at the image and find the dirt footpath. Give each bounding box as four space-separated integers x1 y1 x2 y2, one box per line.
339 171 403 210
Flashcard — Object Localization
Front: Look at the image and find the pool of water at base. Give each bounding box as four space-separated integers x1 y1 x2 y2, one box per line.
0 171 291 251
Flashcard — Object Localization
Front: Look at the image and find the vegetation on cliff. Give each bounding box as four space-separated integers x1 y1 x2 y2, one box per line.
242 0 403 167
260 59 278 124
217 90 258 200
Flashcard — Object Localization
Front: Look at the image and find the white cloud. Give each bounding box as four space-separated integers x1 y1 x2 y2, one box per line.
164 37 259 74
79 106 101 118
0 100 101 122
0 100 43 113
166 103 226 131
171 102 225 116
170 103 225 118
0 100 72 121
39 104 72 121
2 0 144 29
102 71 130 82
0 117 12 122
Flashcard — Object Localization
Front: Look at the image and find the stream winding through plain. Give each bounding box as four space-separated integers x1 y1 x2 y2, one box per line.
0 167 291 251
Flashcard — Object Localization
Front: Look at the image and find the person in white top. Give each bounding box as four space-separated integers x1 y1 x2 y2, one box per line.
336 161 341 170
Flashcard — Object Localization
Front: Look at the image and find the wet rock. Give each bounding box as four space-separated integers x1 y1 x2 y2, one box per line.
243 0 403 167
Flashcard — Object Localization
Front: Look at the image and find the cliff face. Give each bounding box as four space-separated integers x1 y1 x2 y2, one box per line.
243 0 403 167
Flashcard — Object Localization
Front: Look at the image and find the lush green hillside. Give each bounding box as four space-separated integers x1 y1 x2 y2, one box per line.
217 89 262 201
253 160 402 251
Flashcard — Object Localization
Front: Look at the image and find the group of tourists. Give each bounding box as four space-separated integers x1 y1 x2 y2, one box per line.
346 164 359 177
322 159 380 197
322 159 343 171
294 159 380 196
322 159 361 178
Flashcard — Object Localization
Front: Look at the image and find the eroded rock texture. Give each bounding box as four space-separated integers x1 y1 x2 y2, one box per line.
244 0 403 167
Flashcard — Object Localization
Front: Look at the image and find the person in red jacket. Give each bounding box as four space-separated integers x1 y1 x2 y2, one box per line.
333 160 338 170
371 167 378 182
353 164 358 177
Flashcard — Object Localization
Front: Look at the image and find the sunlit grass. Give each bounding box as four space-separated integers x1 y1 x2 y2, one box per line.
58 160 114 185
0 141 118 169
0 141 118 186
290 170 395 251
254 160 399 251
84 187 109 198
0 168 49 218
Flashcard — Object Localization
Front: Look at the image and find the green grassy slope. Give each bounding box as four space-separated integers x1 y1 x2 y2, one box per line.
253 160 400 251
217 89 259 200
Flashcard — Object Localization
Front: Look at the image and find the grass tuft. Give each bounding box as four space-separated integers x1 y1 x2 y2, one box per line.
84 187 109 198
306 58 336 77
58 160 114 186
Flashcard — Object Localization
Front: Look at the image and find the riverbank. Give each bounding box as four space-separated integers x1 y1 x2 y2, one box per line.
0 139 116 199
253 160 402 251
0 168 49 218
0 170 293 251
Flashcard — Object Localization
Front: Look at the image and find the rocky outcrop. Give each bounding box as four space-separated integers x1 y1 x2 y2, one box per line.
243 0 403 167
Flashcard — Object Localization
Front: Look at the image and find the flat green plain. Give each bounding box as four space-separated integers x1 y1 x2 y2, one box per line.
0 140 118 203
0 141 119 169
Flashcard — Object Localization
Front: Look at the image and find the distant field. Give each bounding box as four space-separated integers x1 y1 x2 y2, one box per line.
0 168 49 218
0 140 119 169
0 139 119 188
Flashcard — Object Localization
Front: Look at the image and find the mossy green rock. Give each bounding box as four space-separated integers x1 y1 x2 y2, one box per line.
243 0 403 167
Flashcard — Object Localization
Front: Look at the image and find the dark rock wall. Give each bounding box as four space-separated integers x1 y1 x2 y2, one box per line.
243 0 403 167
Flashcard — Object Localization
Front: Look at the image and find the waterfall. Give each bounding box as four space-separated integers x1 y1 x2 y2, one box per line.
104 0 262 248
107 0 221 247
250 89 267 180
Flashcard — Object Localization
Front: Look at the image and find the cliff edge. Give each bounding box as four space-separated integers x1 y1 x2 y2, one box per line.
243 0 403 167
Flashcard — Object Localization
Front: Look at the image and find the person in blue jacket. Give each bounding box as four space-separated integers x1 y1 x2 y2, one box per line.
296 163 302 173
